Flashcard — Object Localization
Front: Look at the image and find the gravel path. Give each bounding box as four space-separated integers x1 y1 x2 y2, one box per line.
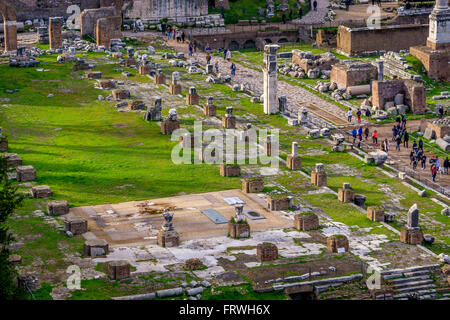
293 0 330 24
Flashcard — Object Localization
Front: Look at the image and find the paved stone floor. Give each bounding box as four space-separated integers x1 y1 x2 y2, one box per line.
293 0 330 24
70 189 291 247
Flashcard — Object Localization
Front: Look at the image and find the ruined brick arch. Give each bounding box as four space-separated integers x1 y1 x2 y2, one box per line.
0 0 17 52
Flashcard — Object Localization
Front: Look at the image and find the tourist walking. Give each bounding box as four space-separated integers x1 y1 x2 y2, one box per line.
431 164 437 182
181 31 185 43
358 127 363 142
392 125 397 142
313 0 318 11
418 138 423 152
347 108 353 123
438 105 444 119
352 128 357 144
215 61 219 73
364 127 369 140
365 108 371 121
384 139 390 152
421 154 427 169
395 135 402 152
223 48 228 60
298 7 303 18
231 63 236 76
403 130 409 148
189 43 193 57
226 49 231 61
372 130 378 145
356 109 362 123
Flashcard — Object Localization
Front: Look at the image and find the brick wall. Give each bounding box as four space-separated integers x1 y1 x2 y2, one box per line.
337 24 429 56
410 46 450 81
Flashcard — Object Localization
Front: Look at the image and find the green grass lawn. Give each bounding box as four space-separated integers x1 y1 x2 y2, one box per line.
0 59 240 207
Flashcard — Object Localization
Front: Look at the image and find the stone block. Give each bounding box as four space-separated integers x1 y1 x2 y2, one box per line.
286 155 301 170
83 239 109 256
108 260 131 280
220 164 240 177
256 243 278 261
338 188 354 203
154 73 166 85
294 212 319 231
222 116 236 129
4 153 22 167
157 230 179 247
0 136 8 152
228 221 250 239
98 80 115 89
203 104 216 116
139 64 151 75
128 100 145 110
31 185 53 199
64 216 88 235
311 171 327 187
186 93 200 105
16 165 36 182
96 16 122 48
242 178 264 193
49 17 63 50
112 89 130 100
327 235 349 253
169 83 182 95
161 119 180 135
84 71 102 79
267 196 291 211
400 228 423 245
367 206 384 222
8 254 22 265
47 200 69 216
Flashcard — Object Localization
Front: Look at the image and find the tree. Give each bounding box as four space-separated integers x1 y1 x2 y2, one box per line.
0 155 27 300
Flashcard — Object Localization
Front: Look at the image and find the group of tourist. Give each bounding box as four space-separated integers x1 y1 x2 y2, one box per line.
347 108 371 123
165 25 185 43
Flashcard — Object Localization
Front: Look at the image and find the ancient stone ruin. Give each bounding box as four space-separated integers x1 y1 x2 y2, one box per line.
311 163 327 187
338 183 355 203
157 209 180 247
161 108 180 135
286 142 301 170
222 107 236 129
400 204 424 245
294 212 320 231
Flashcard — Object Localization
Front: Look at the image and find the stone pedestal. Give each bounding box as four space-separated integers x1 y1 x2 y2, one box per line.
338 184 355 203
124 58 137 67
311 171 327 187
112 89 130 100
222 116 236 129
0 136 8 152
203 104 216 116
400 228 424 244
186 87 200 105
154 72 166 85
294 213 319 231
367 206 385 222
49 17 63 50
16 165 36 182
31 185 53 199
157 230 180 247
242 178 264 193
327 235 350 253
228 221 250 239
144 99 162 121
267 196 291 211
108 260 131 280
4 153 22 167
128 100 146 110
286 155 302 170
139 64 151 75
161 119 180 135
169 83 182 95
83 239 109 256
64 216 88 235
220 164 241 177
256 243 278 261
47 200 69 216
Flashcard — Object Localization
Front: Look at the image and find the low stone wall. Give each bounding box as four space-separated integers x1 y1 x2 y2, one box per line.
330 62 378 89
410 46 450 81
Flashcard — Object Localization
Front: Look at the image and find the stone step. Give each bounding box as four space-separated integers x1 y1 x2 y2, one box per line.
394 279 434 289
390 275 429 284
395 284 436 294
381 264 440 276
439 297 450 300
383 273 403 280
393 289 436 300
403 270 431 278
